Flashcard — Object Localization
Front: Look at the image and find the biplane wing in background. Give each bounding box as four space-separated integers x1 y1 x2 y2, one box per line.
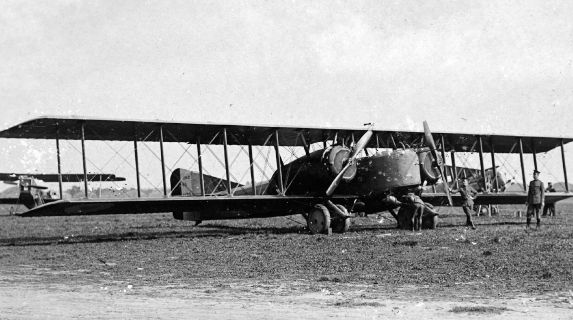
0 172 126 210
0 116 571 234
0 173 125 183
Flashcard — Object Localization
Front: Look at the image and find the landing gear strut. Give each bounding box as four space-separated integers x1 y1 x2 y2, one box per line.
331 205 351 233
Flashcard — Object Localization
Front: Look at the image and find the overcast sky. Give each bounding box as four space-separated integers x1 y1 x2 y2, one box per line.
1 0 572 189
2 0 573 134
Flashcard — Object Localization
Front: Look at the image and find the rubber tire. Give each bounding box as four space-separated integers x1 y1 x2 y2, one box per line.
307 204 331 235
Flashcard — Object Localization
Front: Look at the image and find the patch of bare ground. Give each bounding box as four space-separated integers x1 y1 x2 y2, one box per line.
449 305 510 314
0 204 572 318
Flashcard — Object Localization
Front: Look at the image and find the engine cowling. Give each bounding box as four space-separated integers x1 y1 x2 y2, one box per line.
418 151 440 184
322 145 356 181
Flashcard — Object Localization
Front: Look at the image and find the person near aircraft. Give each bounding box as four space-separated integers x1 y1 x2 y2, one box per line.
542 182 556 217
526 170 545 228
382 194 402 226
450 177 478 229
399 193 425 231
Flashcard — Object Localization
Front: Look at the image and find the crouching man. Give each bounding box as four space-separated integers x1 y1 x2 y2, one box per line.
394 193 439 231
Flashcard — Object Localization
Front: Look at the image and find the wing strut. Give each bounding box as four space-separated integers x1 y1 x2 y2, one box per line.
80 122 89 198
159 125 167 196
518 138 527 192
490 138 498 192
248 142 256 195
134 138 141 198
478 136 486 191
223 128 232 195
274 129 284 195
451 150 458 189
56 125 63 199
561 139 569 192
196 137 206 196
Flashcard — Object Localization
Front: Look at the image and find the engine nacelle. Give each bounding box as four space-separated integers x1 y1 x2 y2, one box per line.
265 146 354 196
268 148 423 197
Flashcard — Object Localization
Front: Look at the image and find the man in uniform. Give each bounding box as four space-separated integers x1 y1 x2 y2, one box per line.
542 182 556 216
451 178 478 229
398 193 426 231
527 169 545 228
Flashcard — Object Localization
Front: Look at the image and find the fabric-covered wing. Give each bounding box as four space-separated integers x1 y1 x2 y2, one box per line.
0 116 571 153
422 192 573 206
0 173 125 182
18 195 358 218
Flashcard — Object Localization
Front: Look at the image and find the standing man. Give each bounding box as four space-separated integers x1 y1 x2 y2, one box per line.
451 178 478 229
527 170 545 228
542 182 556 216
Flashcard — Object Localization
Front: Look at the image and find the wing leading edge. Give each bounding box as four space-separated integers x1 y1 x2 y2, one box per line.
19 195 359 218
0 116 570 153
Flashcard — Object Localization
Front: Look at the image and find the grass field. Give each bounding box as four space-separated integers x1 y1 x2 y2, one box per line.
0 203 572 301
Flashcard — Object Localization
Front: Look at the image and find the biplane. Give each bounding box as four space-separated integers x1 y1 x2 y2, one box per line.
0 173 126 211
0 116 571 234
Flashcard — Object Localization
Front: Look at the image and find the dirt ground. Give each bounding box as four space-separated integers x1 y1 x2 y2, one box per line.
1 205 572 319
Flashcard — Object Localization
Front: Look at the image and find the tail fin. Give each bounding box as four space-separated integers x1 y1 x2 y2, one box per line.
170 168 244 196
170 168 200 196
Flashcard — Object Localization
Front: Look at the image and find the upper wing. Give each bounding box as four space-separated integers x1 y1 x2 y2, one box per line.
0 173 126 182
0 116 570 153
422 192 572 206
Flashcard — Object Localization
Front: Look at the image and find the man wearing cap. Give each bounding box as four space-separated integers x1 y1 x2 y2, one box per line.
527 169 545 228
450 178 478 229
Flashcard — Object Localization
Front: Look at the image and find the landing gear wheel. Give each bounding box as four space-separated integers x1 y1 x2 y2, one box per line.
477 206 488 216
331 205 351 233
307 204 331 234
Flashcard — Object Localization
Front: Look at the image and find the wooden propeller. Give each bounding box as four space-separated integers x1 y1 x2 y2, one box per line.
423 121 453 206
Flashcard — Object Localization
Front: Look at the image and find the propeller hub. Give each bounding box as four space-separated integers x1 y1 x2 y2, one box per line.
324 146 357 182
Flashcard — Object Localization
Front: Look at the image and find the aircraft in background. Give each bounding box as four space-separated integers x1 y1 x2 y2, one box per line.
0 116 571 234
0 173 125 212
